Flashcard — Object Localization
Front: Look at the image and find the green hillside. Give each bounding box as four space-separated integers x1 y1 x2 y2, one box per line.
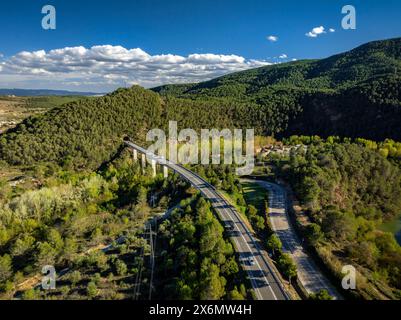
0 87 164 168
154 38 401 140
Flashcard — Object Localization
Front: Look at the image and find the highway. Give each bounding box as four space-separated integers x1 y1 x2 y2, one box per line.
125 141 289 300
244 179 342 300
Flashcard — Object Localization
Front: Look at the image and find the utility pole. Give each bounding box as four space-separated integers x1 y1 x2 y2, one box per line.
134 224 147 300
148 223 155 300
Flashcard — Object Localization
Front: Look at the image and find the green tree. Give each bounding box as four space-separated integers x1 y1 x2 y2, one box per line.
11 235 36 257
228 287 245 300
266 234 282 255
22 288 39 300
221 257 239 276
199 260 226 300
70 271 82 286
246 205 258 218
309 289 333 300
87 281 98 299
115 259 127 276
35 242 58 267
304 223 324 246
278 253 297 283
62 238 78 262
47 228 64 252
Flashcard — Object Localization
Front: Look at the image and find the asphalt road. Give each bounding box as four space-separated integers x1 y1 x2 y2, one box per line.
244 179 342 300
125 141 289 300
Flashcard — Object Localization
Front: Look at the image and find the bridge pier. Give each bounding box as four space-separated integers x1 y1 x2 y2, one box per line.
127 143 170 179
151 159 157 177
141 154 146 174
163 165 168 178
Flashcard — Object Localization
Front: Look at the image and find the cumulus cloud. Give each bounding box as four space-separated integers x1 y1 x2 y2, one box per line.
329 28 335 33
279 54 288 59
305 26 326 38
0 45 272 92
267 35 278 42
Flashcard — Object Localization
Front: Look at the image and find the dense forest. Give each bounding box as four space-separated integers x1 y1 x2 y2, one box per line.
155 195 248 300
0 149 251 299
276 141 401 299
155 38 401 141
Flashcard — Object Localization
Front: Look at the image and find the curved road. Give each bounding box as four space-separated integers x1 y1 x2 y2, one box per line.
244 179 342 300
125 141 289 300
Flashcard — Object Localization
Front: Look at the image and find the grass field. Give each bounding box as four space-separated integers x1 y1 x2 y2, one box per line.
241 181 267 212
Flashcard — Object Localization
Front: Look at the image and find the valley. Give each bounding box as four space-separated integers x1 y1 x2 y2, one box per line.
1 38 401 301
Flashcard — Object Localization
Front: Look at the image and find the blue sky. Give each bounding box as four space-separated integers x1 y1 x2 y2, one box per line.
0 0 400 92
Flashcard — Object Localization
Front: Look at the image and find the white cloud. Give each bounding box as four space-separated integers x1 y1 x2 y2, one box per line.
329 28 335 33
0 45 273 92
305 26 326 38
279 54 288 59
267 35 278 42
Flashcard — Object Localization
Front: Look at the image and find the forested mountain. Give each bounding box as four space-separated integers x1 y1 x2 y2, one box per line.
0 38 401 169
154 38 401 141
0 87 165 168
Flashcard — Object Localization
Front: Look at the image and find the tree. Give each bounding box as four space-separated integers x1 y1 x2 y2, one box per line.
0 179 12 202
278 253 297 283
251 215 266 232
115 259 127 276
304 223 324 246
63 238 78 262
228 287 245 300
35 242 57 267
87 281 98 299
266 234 282 256
321 210 356 241
221 257 239 276
47 228 64 252
309 289 333 300
11 235 35 257
176 280 193 300
70 271 82 286
90 228 103 245
22 288 39 300
93 273 102 285
246 205 258 218
199 260 226 300
299 177 320 209
0 254 12 282
84 251 108 271
347 241 379 268
0 280 14 294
